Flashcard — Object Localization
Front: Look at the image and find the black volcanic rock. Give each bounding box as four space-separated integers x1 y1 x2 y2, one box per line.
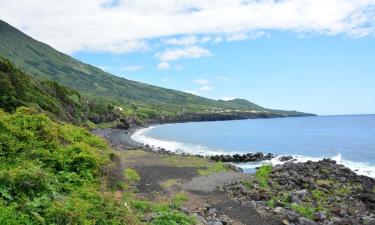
210 152 275 163
221 159 375 225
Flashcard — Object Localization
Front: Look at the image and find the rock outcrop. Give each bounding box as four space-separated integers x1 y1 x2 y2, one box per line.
221 159 375 225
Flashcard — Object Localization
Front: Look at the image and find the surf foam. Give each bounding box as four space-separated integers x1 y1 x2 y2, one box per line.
132 127 375 178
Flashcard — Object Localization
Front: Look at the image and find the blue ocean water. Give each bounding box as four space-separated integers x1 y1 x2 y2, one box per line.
132 115 375 177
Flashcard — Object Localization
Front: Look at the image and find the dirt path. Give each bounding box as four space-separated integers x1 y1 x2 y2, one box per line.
116 149 281 225
183 172 252 192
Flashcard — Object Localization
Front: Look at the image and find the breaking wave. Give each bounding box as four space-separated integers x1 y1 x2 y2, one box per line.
132 126 375 178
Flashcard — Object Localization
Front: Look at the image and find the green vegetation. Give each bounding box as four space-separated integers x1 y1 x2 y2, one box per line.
129 192 194 225
0 107 129 223
266 198 276 208
172 192 189 207
316 179 333 187
197 162 229 176
0 19 314 224
255 164 273 188
153 153 229 175
150 211 195 225
0 19 311 122
124 168 141 184
0 108 195 224
311 189 326 200
239 165 371 220
0 57 125 126
290 203 316 220
160 179 181 190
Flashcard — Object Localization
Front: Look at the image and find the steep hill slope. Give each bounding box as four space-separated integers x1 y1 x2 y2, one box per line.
0 20 312 119
0 57 125 125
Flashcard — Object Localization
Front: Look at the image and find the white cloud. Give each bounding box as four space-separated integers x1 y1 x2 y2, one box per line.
164 35 211 46
156 62 171 70
194 79 210 85
121 64 144 72
201 85 214 92
221 97 235 101
184 89 199 95
2 0 374 54
226 31 269 42
155 46 211 62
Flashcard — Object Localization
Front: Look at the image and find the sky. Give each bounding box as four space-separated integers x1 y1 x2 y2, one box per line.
1 0 375 115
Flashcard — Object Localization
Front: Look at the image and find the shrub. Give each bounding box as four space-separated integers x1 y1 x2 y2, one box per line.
102 153 126 188
171 192 189 208
150 211 195 225
290 203 315 219
311 189 326 201
256 164 272 188
266 198 276 208
124 168 141 184
0 108 135 224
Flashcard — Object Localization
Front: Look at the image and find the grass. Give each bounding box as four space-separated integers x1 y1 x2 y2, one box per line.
150 211 195 225
129 193 193 225
290 203 316 220
242 180 254 190
124 168 141 183
172 192 189 206
160 179 181 189
255 164 273 188
0 107 136 223
266 198 276 208
197 162 229 176
311 189 326 200
316 179 333 187
161 155 214 168
0 108 196 224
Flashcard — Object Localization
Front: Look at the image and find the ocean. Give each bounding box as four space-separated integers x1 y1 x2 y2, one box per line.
132 115 375 177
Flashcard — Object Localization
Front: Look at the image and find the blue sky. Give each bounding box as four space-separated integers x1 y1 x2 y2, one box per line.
1 0 375 115
73 33 375 115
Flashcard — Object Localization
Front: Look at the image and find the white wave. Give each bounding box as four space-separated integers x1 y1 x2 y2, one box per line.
131 126 234 156
234 153 375 178
132 127 375 178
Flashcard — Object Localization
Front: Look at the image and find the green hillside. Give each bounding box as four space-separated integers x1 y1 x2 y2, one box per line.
0 57 126 125
0 108 196 224
0 20 311 119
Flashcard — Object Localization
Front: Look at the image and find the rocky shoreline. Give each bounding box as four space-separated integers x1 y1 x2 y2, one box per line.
94 127 375 225
220 159 375 225
92 127 285 161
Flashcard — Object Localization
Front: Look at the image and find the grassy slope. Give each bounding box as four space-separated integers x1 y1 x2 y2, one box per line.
0 57 124 125
0 108 196 224
0 20 311 118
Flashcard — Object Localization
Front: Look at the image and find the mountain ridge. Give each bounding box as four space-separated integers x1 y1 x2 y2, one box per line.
0 20 313 120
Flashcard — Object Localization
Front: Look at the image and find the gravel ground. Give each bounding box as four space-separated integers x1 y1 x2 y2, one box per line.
183 172 253 193
92 128 142 149
93 128 282 225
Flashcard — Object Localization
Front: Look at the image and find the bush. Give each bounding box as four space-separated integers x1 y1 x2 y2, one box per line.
256 164 272 188
290 203 316 219
0 108 135 224
150 211 195 225
124 168 141 183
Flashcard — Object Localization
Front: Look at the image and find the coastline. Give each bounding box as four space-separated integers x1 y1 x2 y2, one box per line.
93 115 375 178
93 117 375 225
94 123 375 225
116 116 375 179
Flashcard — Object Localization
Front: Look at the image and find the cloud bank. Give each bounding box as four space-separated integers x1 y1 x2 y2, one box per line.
1 0 374 54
